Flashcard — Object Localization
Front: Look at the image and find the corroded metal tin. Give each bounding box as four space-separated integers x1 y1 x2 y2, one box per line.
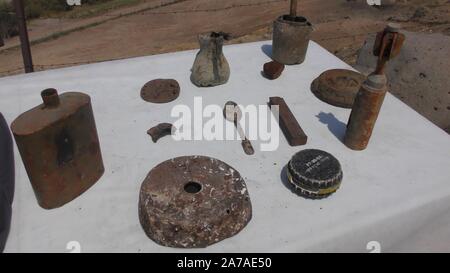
139 156 252 248
311 69 366 109
10 89 104 209
272 15 312 65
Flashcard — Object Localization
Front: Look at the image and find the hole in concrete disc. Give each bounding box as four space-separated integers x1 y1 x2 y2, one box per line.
184 181 202 194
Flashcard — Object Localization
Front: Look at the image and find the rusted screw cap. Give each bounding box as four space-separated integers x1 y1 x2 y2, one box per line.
41 88 60 108
386 23 402 33
365 74 387 90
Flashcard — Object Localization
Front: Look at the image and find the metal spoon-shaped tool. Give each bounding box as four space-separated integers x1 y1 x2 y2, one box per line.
223 101 255 155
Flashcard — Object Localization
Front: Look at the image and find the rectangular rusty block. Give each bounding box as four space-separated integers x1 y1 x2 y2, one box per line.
10 89 104 209
268 96 308 146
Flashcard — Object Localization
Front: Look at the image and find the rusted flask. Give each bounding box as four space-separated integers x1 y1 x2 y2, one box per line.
10 89 104 209
272 15 313 65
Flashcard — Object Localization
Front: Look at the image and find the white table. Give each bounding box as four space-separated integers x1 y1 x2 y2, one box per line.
1 41 450 253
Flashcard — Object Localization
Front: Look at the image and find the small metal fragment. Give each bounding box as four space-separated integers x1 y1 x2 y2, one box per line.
140 79 180 103
138 156 252 248
311 69 366 108
268 96 307 146
147 123 173 143
263 61 285 80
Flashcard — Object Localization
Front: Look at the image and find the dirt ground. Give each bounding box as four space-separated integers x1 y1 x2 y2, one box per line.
0 0 449 75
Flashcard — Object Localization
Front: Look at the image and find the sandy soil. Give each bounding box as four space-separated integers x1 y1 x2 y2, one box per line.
0 0 448 76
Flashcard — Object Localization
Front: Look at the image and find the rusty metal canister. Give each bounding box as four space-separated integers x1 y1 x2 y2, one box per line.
272 15 313 65
344 74 387 150
10 89 104 209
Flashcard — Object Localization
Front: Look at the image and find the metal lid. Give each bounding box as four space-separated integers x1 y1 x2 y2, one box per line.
287 149 343 199
311 69 366 109
140 79 180 103
138 156 252 248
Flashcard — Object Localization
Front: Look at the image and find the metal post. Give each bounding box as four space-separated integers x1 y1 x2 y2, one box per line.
290 0 298 17
13 0 33 73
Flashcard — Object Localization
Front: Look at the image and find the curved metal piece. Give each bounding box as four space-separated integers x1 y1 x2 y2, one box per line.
147 123 174 143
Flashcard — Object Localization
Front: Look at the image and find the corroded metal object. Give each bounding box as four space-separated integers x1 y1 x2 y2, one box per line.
10 89 104 209
223 101 255 155
345 24 405 150
191 32 230 87
311 69 366 109
140 79 180 103
147 123 173 143
272 15 312 65
268 97 307 146
263 61 285 80
139 156 252 248
287 149 343 199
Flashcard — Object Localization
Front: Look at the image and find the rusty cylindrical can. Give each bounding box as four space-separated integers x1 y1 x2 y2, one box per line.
344 74 388 150
10 89 104 209
272 15 313 65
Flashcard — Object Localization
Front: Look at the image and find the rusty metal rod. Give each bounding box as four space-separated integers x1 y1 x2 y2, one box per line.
290 0 298 17
13 0 33 73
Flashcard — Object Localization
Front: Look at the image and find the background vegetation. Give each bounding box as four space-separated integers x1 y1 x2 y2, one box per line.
1 0 117 39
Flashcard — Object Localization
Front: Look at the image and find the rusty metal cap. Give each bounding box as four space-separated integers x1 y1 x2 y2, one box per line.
365 73 387 90
311 69 366 109
287 149 343 199
140 79 180 103
386 23 402 33
138 156 252 248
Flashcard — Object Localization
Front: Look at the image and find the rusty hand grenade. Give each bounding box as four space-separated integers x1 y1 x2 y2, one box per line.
11 89 104 209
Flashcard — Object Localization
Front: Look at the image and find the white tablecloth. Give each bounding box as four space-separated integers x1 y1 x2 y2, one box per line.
1 41 450 253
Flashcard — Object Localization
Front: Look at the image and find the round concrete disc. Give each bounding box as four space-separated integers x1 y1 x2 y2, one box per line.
311 69 366 108
287 149 343 199
138 156 252 248
140 79 180 103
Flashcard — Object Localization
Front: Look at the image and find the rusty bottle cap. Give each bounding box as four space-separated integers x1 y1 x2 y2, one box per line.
365 74 387 90
386 23 402 33
41 88 60 108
